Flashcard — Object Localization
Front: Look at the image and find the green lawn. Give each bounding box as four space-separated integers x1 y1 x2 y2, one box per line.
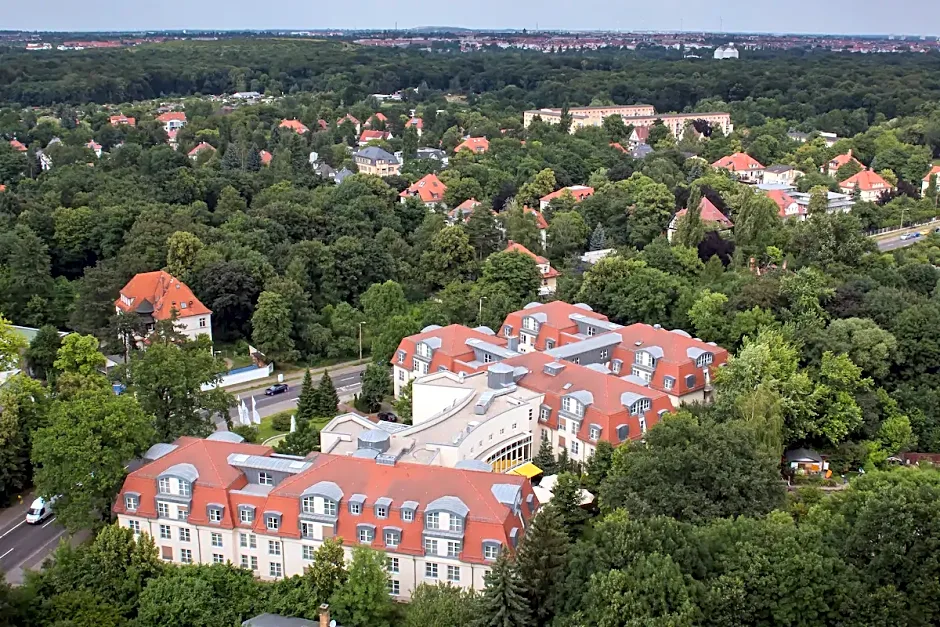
213 340 254 370
257 410 332 441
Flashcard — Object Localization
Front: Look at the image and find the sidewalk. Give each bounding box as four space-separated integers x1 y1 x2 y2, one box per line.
225 358 370 395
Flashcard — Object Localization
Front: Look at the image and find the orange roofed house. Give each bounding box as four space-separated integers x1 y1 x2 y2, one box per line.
824 149 863 177
115 271 212 341
279 119 309 135
504 241 560 296
667 197 734 241
156 111 187 133
110 114 136 127
114 432 535 599
839 169 894 202
454 137 489 154
922 165 940 195
539 185 594 211
712 152 765 183
400 173 446 207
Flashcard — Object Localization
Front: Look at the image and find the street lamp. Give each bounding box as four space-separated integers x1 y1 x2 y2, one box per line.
900 206 907 231
478 296 487 323
358 322 367 361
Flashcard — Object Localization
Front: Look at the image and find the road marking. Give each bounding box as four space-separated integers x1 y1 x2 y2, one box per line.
42 517 56 529
0 548 13 560
0 521 24 539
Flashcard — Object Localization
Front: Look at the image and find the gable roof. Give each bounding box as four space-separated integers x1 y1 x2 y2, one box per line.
156 111 186 123
359 129 390 143
405 117 423 129
923 165 940 182
337 113 361 126
504 241 559 278
631 126 650 143
455 137 489 154
828 150 862 171
764 188 804 218
109 114 135 126
279 119 309 134
9 139 27 152
672 197 733 229
259 150 273 166
840 169 893 191
400 173 446 203
540 185 594 204
712 152 764 171
116 271 211 319
523 206 548 229
188 142 215 157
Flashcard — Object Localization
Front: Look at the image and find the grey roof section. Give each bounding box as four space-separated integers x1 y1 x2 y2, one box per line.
207 431 245 443
491 484 522 508
354 146 399 163
455 460 492 472
621 392 650 408
352 448 380 459
786 448 823 463
567 390 595 405
473 326 495 335
586 363 611 374
401 500 419 510
423 337 442 350
643 345 665 359
227 454 312 474
569 313 623 331
375 421 409 434
529 312 548 323
687 347 708 360
301 481 343 501
334 167 354 183
349 493 367 504
765 164 796 173
523 302 542 309
573 303 594 311
466 338 519 358
589 423 603 433
374 497 392 508
670 329 692 338
622 374 650 387
630 144 654 159
359 429 390 444
161 463 199 482
242 613 316 627
488 362 514 374
144 443 178 461
426 496 470 517
546 333 622 359
421 324 442 333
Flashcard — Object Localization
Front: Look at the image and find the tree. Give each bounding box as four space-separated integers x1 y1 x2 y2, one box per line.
136 564 263 627
421 226 475 291
125 335 232 441
599 414 786 523
835 160 863 182
515 506 570 626
479 252 541 305
0 375 48 506
165 231 204 281
252 291 298 363
673 197 705 249
576 257 686 327
516 168 556 208
475 554 531 627
812 317 897 379
53 333 105 377
465 206 503 261
532 437 558 476
296 369 317 422
0 314 26 372
32 387 154 532
550 472 587 540
361 281 408 329
589 223 607 251
547 211 590 261
502 200 542 253
406 583 479 627
309 538 348 604
807 185 831 216
359 363 391 413
583 440 615 493
647 120 671 146
330 547 394 627
25 325 62 382
313 370 340 417
393 379 413 424
733 189 782 260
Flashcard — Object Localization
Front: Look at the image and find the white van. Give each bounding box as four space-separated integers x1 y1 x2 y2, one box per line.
25 496 56 524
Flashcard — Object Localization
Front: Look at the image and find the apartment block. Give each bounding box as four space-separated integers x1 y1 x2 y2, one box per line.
523 105 733 137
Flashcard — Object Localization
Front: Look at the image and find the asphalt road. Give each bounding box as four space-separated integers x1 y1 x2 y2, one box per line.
877 235 925 251
227 366 366 422
0 501 68 584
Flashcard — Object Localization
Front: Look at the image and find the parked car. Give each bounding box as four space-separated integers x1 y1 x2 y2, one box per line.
378 411 398 423
26 496 58 524
901 232 922 241
265 383 289 396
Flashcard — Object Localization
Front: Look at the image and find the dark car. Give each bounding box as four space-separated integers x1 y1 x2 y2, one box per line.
265 383 289 396
378 411 398 423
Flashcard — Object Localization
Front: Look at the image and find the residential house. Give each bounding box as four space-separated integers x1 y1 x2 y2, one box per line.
188 142 216 161
762 164 803 186
167 129 179 149
824 149 862 177
414 147 449 168
110 114 136 127
36 150 53 171
363 113 388 129
504 241 560 296
405 117 424 136
448 198 482 224
787 130 810 143
232 91 262 100
279 119 309 135
86 140 103 158
156 112 187 133
336 114 361 133
630 144 654 160
522 206 549 250
400 174 446 206
358 130 391 146
922 165 940 195
334 168 354 184
115 270 212 341
712 153 765 183
627 126 650 148
353 147 401 177
9 139 27 152
538 186 594 211
259 151 273 166
454 137 489 154
667 197 733 241
114 433 534 600
839 169 894 202
314 162 337 180
764 188 806 220
316 119 328 131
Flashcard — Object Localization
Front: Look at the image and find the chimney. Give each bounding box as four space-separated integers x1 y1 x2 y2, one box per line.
319 604 330 627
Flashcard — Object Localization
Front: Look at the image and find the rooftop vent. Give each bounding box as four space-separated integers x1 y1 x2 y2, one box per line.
653 324 662 329
543 362 565 376
634 341 643 347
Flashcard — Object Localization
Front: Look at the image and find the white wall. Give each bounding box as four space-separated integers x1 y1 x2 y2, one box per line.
457 401 539 462
176 314 212 342
412 379 474 425
202 363 274 391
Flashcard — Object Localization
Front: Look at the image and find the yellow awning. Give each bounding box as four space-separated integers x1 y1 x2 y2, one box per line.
507 462 543 478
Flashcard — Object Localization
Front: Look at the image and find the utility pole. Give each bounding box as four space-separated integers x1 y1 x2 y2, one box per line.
358 322 367 361
478 296 487 323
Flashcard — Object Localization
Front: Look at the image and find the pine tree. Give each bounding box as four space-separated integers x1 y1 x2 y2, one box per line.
515 506 570 626
551 472 587 541
245 148 262 172
532 437 558 475
475 554 531 627
296 369 317 423
220 144 242 170
314 370 339 417
588 223 607 251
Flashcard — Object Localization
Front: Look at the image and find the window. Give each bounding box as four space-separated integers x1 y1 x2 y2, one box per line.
449 517 463 533
302 545 315 561
631 398 651 415
446 541 461 557
589 426 601 441
350 502 361 515
384 530 399 547
586 326 596 337
562 397 583 416
179 482 190 497
250 556 258 571
539 406 550 422
213 553 224 564
240 533 256 548
269 562 282 578
387 557 400 573
635 351 654 367
128 520 140 534
266 516 279 531
571 441 580 455
640 416 648 434
240 555 249 569
160 524 171 539
424 538 438 554
388 580 400 596
177 507 189 521
268 540 281 556
180 549 192 564
248 534 257 548
425 562 439 579
301 522 315 539
199 318 206 328
447 565 460 582
663 377 675 391
239 508 254 524
523 317 538 332
209 508 222 523
158 478 170 494
484 544 500 560
402 509 414 522
157 502 169 517
426 512 439 529
412 358 421 372
125 495 139 511
600 348 608 360
483 353 494 364
612 360 622 374
631 367 652 383
323 500 337 516
416 342 431 358
179 528 190 542
376 505 387 518
398 369 405 381
397 351 405 364
211 533 222 548
302 496 315 514
161 546 173 561
503 325 512 337
358 527 375 543
259 472 273 486
546 339 555 350
696 353 714 368
570 420 578 435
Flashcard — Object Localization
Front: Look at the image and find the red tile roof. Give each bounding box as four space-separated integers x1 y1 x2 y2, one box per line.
827 150 862 173
317 119 328 130
0 185 5 193
840 169 893 192
504 241 560 279
672 197 733 229
9 140 27 152
116 270 211 320
448 199 483 223
279 119 309 134
400 174 447 203
539 186 594 205
455 137 489 154
631 126 650 143
156 111 186 123
501 301 609 351
523 206 548 230
405 117 423 130
712 152 764 172
364 113 388 128
764 188 804 218
391 324 509 375
115 436 533 564
923 165 940 182
610 142 627 153
259 150 273 166
337 114 361 126
359 129 390 143
188 142 215 157
110 114 136 127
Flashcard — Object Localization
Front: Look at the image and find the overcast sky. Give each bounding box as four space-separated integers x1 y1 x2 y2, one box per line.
5 0 939 36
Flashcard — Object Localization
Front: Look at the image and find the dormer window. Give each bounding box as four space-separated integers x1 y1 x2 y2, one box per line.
696 352 714 368
158 478 170 494
125 494 139 511
426 512 440 529
179 482 191 497
635 351 655 367
561 396 584 417
259 472 273 486
523 317 539 332
631 398 651 415
449 516 463 532
416 342 431 358
302 496 315 514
